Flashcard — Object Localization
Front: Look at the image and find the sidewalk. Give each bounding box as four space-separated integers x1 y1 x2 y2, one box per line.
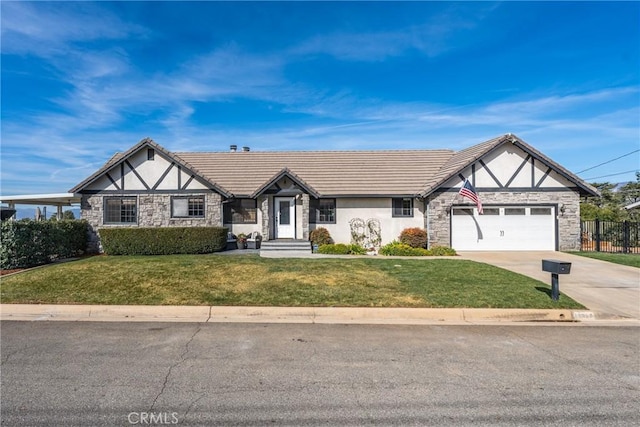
2 304 638 326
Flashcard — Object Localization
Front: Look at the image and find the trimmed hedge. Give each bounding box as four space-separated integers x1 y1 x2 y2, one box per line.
99 227 228 255
429 245 457 256
380 241 430 256
317 243 367 255
379 241 457 257
1 220 88 269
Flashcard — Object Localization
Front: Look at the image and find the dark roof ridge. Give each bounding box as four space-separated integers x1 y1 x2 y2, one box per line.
173 148 456 154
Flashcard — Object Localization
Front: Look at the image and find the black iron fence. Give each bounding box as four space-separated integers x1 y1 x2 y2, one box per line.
581 220 640 254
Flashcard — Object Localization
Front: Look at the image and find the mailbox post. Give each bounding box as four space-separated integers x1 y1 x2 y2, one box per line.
542 259 572 301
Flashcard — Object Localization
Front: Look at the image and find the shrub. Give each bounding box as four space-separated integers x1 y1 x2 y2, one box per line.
347 244 367 255
429 245 457 256
310 227 333 246
317 243 366 255
0 220 88 269
379 241 431 256
99 227 227 255
399 227 428 248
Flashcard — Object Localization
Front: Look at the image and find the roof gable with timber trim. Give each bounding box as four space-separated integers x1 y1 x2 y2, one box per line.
250 168 320 199
69 138 232 197
421 134 600 197
69 134 598 200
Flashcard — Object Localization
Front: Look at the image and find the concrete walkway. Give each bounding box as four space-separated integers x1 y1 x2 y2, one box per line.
459 251 640 320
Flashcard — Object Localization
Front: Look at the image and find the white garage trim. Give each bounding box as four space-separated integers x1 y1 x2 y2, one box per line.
451 205 558 251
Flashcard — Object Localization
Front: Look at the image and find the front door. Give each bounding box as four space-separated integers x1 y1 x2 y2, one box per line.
274 197 296 239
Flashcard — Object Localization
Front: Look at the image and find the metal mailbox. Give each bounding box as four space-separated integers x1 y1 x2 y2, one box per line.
542 260 572 275
542 259 572 301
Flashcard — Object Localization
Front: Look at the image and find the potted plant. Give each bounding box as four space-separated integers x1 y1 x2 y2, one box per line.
236 233 247 249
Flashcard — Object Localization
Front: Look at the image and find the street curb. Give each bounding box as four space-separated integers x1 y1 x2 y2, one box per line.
2 304 632 325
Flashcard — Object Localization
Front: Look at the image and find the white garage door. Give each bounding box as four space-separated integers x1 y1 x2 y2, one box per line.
451 206 556 251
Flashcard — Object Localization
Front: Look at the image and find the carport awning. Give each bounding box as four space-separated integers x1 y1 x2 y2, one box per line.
0 193 81 206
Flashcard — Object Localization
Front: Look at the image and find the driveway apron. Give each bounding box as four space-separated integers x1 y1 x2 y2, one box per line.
458 251 640 319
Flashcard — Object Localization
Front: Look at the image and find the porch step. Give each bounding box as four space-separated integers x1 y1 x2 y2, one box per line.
260 240 312 253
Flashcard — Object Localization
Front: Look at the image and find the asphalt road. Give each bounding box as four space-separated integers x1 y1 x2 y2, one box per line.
1 322 638 426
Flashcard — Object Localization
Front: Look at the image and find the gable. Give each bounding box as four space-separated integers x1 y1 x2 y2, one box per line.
424 134 599 196
70 138 230 196
439 143 575 190
83 148 209 192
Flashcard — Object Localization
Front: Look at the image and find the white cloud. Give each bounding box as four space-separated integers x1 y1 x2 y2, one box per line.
1 2 146 57
289 5 491 61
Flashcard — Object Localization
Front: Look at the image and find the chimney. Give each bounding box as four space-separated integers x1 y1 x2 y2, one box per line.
242 146 250 152
230 145 237 152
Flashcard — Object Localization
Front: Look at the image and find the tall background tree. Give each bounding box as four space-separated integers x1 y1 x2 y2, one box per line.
580 172 640 222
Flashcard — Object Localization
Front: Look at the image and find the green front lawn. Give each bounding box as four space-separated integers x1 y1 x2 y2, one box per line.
0 254 584 309
567 251 640 268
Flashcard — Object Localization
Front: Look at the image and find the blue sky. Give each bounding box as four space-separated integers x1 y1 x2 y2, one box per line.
1 1 639 198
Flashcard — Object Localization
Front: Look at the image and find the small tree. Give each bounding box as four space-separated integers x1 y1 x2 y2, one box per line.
399 227 428 248
310 227 333 246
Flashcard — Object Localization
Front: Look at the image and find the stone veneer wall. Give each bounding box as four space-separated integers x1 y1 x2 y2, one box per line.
81 192 223 253
259 195 270 240
301 194 310 240
425 190 581 251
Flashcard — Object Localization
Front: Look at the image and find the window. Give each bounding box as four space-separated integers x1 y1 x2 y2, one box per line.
224 199 257 224
104 197 137 224
452 208 474 216
147 149 155 160
531 207 552 215
172 196 205 218
482 208 500 215
505 207 526 215
392 198 413 217
310 198 336 224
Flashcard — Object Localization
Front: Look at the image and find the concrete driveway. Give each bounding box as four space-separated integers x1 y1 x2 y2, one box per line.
459 251 640 319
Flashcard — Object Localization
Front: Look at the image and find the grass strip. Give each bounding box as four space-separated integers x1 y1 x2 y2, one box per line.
0 254 584 309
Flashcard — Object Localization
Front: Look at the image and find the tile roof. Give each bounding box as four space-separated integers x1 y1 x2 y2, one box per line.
70 134 599 197
175 149 455 197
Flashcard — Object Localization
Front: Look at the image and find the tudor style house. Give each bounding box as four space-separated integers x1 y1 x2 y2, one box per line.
70 134 599 253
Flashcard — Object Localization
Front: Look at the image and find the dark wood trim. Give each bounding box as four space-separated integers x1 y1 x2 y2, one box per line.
105 172 120 190
471 163 476 187
535 167 553 188
177 166 182 190
478 159 503 188
531 158 536 188
124 160 150 190
120 164 125 190
81 189 217 195
433 187 579 193
181 175 195 190
152 162 175 190
505 155 531 188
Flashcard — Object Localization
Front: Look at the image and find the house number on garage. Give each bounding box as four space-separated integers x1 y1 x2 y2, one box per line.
500 230 505 237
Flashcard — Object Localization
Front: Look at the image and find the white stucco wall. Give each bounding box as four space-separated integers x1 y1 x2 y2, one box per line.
311 198 425 246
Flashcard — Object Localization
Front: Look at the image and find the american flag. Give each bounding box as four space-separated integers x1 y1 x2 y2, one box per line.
459 179 483 214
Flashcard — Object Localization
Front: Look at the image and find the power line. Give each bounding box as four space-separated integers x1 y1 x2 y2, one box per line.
576 149 640 174
583 169 638 181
